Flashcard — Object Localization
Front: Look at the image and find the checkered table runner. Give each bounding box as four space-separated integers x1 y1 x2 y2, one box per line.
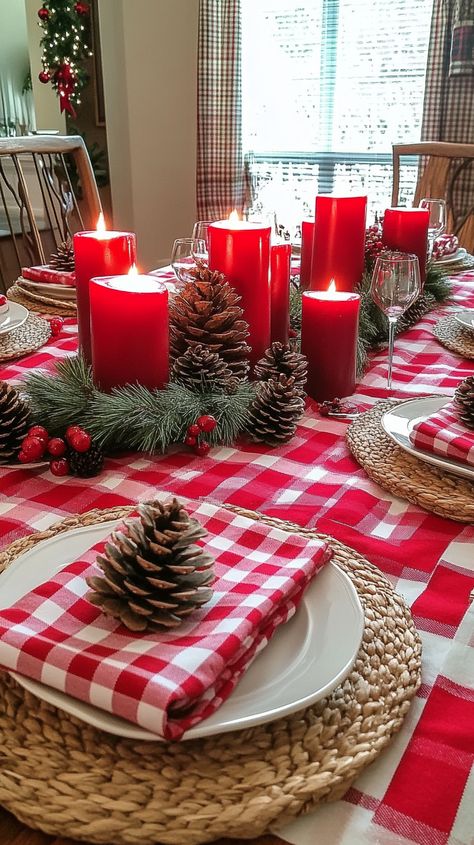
1 270 473 845
410 400 474 467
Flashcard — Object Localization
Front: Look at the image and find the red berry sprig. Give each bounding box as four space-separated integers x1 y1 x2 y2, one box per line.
184 414 217 457
50 458 70 477
48 316 64 337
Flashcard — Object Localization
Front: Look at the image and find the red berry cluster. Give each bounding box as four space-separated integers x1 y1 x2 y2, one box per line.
48 316 64 337
364 225 388 270
18 424 92 476
184 415 217 457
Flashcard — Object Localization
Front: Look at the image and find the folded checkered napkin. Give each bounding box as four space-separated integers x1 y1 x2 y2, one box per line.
409 401 474 466
0 501 331 740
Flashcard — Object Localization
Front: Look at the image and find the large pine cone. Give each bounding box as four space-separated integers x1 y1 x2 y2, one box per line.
396 293 435 335
49 239 75 272
169 265 251 381
254 342 307 396
247 374 305 445
454 376 474 429
87 498 215 631
0 381 31 463
172 343 234 392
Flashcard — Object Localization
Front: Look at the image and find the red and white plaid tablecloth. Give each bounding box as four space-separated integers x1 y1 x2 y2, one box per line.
1 269 473 845
410 400 474 467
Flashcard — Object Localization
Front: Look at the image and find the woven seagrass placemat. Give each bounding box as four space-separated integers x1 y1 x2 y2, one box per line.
433 315 474 360
0 504 421 845
7 281 76 317
347 399 474 523
0 314 51 363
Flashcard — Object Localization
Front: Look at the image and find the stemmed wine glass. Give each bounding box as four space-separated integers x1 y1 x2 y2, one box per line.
370 252 421 390
171 238 205 288
192 222 211 265
419 198 446 258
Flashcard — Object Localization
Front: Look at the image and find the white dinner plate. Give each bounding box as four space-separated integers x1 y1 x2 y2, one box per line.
1 519 364 742
382 396 474 482
454 309 474 334
434 247 467 265
19 278 76 300
0 301 28 335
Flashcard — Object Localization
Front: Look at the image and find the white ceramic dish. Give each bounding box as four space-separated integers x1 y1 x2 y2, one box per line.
434 247 467 265
382 396 474 482
0 301 28 335
20 278 76 300
454 309 474 333
1 519 364 741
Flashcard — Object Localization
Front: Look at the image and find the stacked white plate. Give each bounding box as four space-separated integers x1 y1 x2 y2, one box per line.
433 248 474 273
17 276 76 302
0 301 29 335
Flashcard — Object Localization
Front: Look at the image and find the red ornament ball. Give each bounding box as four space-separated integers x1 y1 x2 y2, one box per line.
187 423 201 438
38 7 49 21
38 70 50 84
49 316 64 336
74 1 90 15
21 436 46 461
47 437 67 458
185 434 197 448
196 415 217 433
50 458 70 477
69 429 92 453
65 424 83 445
194 440 211 457
28 425 49 444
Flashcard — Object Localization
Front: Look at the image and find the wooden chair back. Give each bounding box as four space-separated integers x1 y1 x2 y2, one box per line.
392 142 474 252
0 135 102 292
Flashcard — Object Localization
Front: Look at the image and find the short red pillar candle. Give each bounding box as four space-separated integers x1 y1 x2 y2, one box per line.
90 273 169 393
74 217 137 364
382 208 429 286
310 195 367 292
301 284 360 401
208 215 271 367
299 220 314 291
270 241 291 345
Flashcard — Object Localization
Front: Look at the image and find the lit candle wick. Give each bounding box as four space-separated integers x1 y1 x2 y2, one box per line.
328 279 336 293
128 263 139 276
228 210 240 226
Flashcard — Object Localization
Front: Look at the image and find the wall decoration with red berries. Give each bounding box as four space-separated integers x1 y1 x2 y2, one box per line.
37 1 92 117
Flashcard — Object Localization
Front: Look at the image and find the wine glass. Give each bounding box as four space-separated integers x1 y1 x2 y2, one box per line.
171 238 205 287
370 252 421 390
419 198 446 258
192 222 211 265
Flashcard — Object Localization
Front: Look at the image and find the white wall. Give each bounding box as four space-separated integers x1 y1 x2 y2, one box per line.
24 0 66 132
98 0 198 270
0 0 32 131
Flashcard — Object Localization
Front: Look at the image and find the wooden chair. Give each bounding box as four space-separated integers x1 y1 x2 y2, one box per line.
392 142 474 252
0 135 102 293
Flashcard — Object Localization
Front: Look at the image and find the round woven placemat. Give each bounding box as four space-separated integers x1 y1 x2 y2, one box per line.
433 315 474 360
0 505 421 845
347 399 474 523
0 313 51 363
7 282 77 317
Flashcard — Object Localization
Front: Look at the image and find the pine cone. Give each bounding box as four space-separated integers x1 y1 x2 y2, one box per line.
69 445 104 477
172 344 234 392
0 381 31 463
247 374 305 445
254 342 307 396
454 376 474 429
169 265 251 381
49 239 75 272
87 498 215 631
396 293 435 335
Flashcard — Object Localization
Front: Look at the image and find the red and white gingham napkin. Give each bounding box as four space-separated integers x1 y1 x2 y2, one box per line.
409 400 474 466
0 500 331 740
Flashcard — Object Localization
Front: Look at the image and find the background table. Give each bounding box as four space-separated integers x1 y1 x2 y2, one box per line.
0 269 473 845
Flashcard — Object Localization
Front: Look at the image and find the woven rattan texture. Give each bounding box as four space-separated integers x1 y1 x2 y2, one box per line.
433 315 474 359
347 399 474 523
0 314 51 363
7 282 77 317
0 505 421 845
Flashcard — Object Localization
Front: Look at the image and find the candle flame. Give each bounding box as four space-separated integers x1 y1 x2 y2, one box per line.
328 279 336 293
228 210 240 224
96 212 106 233
128 263 139 276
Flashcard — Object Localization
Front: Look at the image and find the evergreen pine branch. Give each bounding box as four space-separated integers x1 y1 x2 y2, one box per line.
25 356 97 434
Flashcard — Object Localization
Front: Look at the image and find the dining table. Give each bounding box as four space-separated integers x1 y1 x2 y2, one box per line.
0 266 473 845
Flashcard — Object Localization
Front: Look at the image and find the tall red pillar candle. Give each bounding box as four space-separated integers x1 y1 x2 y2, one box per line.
90 274 169 393
74 221 137 363
382 208 429 286
310 195 367 292
270 241 291 344
301 285 360 401
208 215 271 367
299 220 314 290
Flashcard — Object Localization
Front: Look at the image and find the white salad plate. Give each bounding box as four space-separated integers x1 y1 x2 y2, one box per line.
20 278 77 300
434 247 467 265
382 396 474 482
0 301 28 335
1 520 364 742
454 309 474 333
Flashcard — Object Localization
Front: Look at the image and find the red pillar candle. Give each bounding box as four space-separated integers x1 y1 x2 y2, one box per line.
270 241 291 345
74 217 137 364
299 220 314 291
301 284 360 401
90 273 169 393
208 214 271 367
382 208 429 286
310 195 367 292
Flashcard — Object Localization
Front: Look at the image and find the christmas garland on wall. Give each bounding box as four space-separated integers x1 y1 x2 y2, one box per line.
37 1 92 117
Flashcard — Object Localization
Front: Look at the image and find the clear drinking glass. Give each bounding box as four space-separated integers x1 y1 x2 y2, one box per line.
171 238 205 287
419 198 446 257
192 222 211 264
370 252 421 390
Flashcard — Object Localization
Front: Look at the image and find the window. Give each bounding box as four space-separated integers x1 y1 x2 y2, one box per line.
242 0 432 230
